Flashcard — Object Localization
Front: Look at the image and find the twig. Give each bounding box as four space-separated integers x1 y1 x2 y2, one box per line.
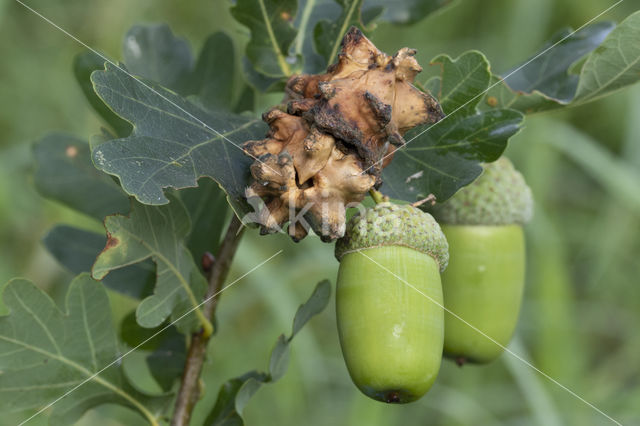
171 216 245 426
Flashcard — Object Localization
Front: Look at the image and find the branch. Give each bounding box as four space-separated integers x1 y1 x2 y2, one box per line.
171 216 245 426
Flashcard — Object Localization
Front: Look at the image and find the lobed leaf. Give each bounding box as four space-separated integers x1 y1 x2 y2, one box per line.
204 280 331 426
74 53 132 137
381 51 523 204
119 311 187 392
120 25 240 109
77 24 250 178
188 32 235 110
382 109 524 203
180 178 230 261
241 56 286 93
430 51 491 115
145 332 187 392
231 0 300 78
90 62 267 216
479 74 560 114
501 22 614 104
92 194 209 333
481 16 640 113
122 24 194 94
0 274 168 425
574 11 640 104
43 225 155 299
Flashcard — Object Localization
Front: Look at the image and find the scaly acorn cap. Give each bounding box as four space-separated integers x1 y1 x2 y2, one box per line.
431 157 533 226
335 202 449 271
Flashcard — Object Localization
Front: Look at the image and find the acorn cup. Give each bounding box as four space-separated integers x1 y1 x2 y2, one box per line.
334 203 449 403
431 157 533 364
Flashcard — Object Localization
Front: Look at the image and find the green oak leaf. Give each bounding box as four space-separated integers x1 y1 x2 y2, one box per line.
479 74 560 114
119 311 175 352
481 20 640 114
206 371 267 426
33 133 130 220
293 0 337 74
382 109 524 203
122 24 194 94
119 311 187 392
483 15 640 113
85 30 235 256
90 62 266 216
74 52 132 137
180 178 230 261
77 25 241 128
314 1 365 66
188 32 235 111
363 0 451 25
234 85 256 114
241 56 287 93
122 25 238 109
574 11 640 104
267 335 290 383
501 22 614 103
430 51 491 115
422 75 441 97
0 274 168 425
205 280 331 426
231 0 300 78
291 277 332 337
43 225 155 299
146 332 187 392
381 51 522 204
92 194 210 333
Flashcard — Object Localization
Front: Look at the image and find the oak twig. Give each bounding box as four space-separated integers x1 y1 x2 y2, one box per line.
171 216 245 426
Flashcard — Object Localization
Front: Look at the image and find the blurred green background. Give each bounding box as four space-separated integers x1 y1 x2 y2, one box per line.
1 0 639 425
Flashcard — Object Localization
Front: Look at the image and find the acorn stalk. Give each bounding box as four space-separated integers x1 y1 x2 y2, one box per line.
431 157 533 364
335 203 449 403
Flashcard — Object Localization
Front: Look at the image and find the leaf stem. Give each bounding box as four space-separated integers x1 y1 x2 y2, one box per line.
258 0 292 76
171 216 245 426
369 189 385 204
91 375 160 426
327 0 360 66
295 0 317 55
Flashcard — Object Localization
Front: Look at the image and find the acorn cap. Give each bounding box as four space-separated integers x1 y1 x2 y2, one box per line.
335 202 449 271
431 157 533 226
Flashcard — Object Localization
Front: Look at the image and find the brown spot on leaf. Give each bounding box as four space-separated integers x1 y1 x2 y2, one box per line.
105 233 119 249
280 11 291 21
486 96 498 107
65 145 78 158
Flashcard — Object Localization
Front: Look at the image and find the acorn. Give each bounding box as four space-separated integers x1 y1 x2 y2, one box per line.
335 202 449 403
431 157 533 364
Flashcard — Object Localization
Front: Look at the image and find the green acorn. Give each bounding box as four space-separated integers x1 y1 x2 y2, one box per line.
335 202 448 403
431 157 533 364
